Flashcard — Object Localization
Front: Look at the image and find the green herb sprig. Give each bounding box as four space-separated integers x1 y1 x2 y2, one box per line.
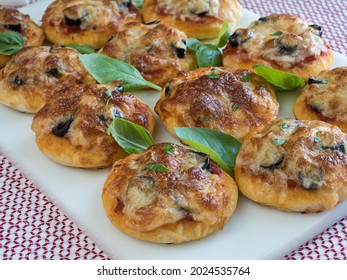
253 64 306 91
80 53 161 91
174 127 242 177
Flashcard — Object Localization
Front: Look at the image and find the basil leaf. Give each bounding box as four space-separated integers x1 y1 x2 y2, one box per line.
186 38 201 52
80 53 161 91
253 64 306 91
174 127 242 177
186 39 222 68
163 143 174 155
66 44 95 54
215 22 230 48
196 44 222 68
146 163 169 172
132 0 143 9
0 31 25 55
107 118 154 154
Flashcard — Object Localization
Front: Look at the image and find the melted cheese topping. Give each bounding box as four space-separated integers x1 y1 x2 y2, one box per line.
155 67 279 140
104 143 233 232
157 0 220 20
99 22 196 86
237 119 347 191
230 14 329 68
304 67 347 121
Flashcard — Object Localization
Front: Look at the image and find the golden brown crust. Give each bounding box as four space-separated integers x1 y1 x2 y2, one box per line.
155 66 279 141
0 8 45 68
31 83 155 168
99 22 196 87
142 0 242 39
42 0 142 49
0 45 95 113
222 14 334 80
293 67 347 133
102 143 238 243
235 119 347 213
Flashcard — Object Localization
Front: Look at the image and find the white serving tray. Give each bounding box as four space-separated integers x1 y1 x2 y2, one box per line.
1 0 346 259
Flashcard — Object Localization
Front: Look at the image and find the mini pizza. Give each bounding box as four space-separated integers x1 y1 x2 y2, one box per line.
222 14 333 80
0 45 95 113
293 67 347 133
155 67 279 141
0 8 44 68
235 119 347 213
102 143 238 243
32 82 155 168
142 0 242 39
99 21 196 87
42 0 141 49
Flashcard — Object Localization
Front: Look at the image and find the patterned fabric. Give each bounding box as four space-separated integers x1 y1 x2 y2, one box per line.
0 0 346 260
0 155 109 260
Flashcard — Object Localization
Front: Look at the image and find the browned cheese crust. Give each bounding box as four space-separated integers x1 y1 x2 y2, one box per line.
0 8 44 68
31 83 155 168
142 0 242 39
99 22 197 87
0 45 95 113
294 67 347 133
102 143 238 243
235 119 347 213
42 0 142 49
155 67 279 141
222 14 334 80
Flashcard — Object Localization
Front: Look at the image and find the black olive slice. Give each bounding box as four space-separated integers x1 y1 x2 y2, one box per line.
64 15 82 27
52 116 74 137
98 114 108 122
3 24 21 32
321 144 345 154
278 41 298 55
144 20 160 25
309 24 323 37
46 68 60 78
190 10 209 16
171 45 186 58
165 86 170 96
201 157 210 171
258 16 268 22
308 77 328 85
308 103 323 114
229 30 252 48
260 154 285 170
12 75 25 86
116 84 124 93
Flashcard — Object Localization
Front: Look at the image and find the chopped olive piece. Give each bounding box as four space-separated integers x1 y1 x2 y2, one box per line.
52 116 74 137
46 68 60 77
12 75 25 85
229 29 253 48
98 114 108 122
258 17 268 22
165 86 170 96
309 24 323 37
308 77 328 85
201 157 210 171
171 45 186 58
64 15 82 27
120 0 131 8
3 24 21 32
308 103 323 114
145 20 160 25
277 40 298 55
260 154 284 170
116 84 124 93
321 143 345 154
